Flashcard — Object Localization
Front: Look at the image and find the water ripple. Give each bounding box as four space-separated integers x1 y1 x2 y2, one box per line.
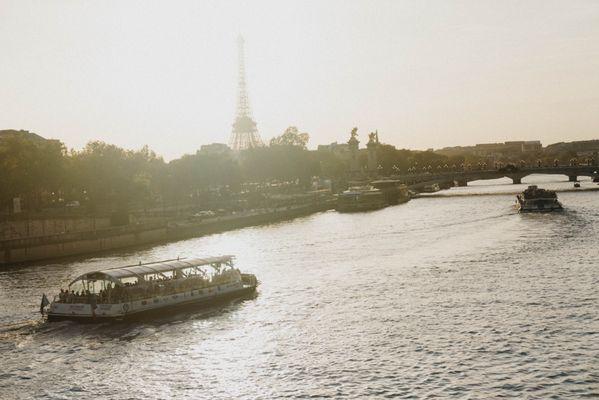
1 177 598 399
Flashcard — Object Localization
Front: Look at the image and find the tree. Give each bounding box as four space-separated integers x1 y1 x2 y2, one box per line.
0 135 67 212
67 141 168 212
269 127 310 149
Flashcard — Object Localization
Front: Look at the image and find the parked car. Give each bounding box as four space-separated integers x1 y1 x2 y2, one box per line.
190 210 216 219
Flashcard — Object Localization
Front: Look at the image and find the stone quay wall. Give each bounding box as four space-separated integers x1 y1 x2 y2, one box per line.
0 216 112 241
0 201 335 266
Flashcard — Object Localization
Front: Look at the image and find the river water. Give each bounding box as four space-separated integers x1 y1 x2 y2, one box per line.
1 175 597 399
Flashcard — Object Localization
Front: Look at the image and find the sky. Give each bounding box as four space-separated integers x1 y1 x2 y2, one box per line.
1 0 599 160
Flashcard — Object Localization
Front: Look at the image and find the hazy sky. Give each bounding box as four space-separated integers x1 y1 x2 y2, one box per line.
1 1 598 159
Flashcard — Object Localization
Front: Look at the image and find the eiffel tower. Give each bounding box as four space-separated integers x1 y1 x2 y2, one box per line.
229 35 263 151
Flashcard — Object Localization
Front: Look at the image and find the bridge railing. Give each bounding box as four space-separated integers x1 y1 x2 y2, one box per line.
389 165 598 184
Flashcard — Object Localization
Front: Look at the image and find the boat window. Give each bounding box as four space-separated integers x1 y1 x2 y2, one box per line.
120 276 140 286
143 273 163 282
69 279 86 293
181 266 201 277
69 278 107 294
161 271 175 280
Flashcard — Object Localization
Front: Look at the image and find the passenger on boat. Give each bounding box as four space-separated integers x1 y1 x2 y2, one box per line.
55 270 236 304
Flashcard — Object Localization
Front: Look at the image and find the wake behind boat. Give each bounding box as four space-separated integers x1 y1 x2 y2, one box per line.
42 256 257 322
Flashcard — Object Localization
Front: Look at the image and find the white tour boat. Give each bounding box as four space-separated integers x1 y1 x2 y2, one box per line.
42 256 257 322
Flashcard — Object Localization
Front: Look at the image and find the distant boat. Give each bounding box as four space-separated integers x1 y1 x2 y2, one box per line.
43 256 257 322
516 185 563 212
371 179 411 205
336 185 387 212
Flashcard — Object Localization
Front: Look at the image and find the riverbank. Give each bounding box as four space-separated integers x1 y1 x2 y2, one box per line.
0 200 335 266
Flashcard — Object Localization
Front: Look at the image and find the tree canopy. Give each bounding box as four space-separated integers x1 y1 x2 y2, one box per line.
269 127 310 149
2 129 583 215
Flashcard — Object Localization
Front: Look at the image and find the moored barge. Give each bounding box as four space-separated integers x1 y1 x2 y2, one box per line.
336 185 388 212
43 256 257 322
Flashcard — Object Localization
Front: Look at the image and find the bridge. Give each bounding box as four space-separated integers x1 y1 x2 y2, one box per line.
387 166 599 191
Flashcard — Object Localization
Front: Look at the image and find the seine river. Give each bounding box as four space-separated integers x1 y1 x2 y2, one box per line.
1 175 597 399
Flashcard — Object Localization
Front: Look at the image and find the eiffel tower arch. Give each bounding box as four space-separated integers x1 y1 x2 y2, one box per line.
229 35 264 151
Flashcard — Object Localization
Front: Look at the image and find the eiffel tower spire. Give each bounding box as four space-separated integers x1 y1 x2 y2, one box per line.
229 35 263 151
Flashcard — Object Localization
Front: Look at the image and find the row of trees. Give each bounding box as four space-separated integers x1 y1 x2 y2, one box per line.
0 127 339 214
7 126 579 214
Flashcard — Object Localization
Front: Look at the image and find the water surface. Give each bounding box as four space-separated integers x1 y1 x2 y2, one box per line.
1 174 598 399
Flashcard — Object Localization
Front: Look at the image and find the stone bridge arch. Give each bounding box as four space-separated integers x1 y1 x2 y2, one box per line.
396 166 599 191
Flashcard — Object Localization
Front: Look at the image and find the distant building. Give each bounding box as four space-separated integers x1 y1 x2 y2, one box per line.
0 129 46 142
473 142 506 156
522 140 542 152
503 141 526 153
199 143 231 155
545 140 599 157
436 140 543 158
435 145 474 157
317 141 350 157
475 141 542 156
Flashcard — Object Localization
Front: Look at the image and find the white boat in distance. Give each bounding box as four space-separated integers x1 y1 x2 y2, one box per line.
43 256 257 322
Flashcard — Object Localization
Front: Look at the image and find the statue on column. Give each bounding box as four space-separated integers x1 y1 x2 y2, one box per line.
368 130 379 145
367 130 379 176
348 127 360 177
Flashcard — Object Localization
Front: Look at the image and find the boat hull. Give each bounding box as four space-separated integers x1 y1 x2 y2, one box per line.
518 206 563 213
336 202 387 213
336 186 388 213
47 284 256 323
517 201 563 213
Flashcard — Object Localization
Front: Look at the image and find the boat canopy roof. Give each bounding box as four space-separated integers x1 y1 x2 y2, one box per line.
70 256 234 285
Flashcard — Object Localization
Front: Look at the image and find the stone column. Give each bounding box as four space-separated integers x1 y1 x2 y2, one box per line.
347 128 360 178
366 130 379 177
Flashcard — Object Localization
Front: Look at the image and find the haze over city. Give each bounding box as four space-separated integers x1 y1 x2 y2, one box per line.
3 2 599 399
2 0 599 159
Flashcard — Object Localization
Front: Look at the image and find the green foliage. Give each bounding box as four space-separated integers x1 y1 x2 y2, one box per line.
67 142 167 210
0 136 66 209
168 152 241 196
269 127 310 149
4 129 587 214
240 126 317 185
240 145 319 185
